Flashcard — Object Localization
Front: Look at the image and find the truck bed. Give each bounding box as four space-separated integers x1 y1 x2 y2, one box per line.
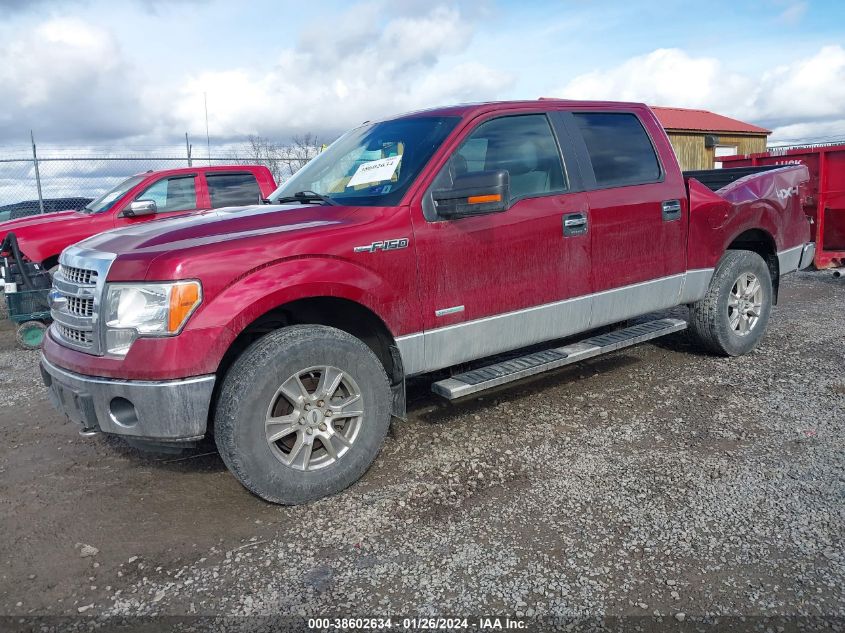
683 165 783 192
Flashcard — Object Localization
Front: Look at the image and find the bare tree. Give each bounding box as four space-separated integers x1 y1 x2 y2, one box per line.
231 134 322 183
281 133 321 177
230 135 285 183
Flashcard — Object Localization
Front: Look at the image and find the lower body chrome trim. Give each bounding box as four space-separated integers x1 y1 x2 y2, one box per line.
797 242 816 270
397 269 714 376
777 244 805 275
40 355 215 440
678 268 714 304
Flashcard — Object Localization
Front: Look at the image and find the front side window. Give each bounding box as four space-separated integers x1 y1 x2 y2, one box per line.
572 112 661 187
439 114 567 202
136 176 197 213
269 116 459 207
207 172 261 208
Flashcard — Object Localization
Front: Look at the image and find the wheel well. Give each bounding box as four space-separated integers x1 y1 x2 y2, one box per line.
214 297 404 413
42 255 59 270
727 229 780 301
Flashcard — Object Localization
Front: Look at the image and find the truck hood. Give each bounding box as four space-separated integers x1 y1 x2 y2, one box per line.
0 210 83 235
80 203 355 256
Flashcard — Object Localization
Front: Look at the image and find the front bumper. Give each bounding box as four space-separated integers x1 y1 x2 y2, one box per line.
40 355 215 441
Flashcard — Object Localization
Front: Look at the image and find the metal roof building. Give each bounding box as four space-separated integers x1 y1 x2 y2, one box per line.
650 106 771 171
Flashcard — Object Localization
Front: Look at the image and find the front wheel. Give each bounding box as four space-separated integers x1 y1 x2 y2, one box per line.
689 250 773 356
214 325 392 504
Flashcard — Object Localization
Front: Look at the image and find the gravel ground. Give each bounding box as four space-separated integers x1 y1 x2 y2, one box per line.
0 271 842 632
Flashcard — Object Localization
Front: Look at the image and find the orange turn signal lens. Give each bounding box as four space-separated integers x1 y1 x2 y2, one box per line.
168 281 201 332
467 194 502 204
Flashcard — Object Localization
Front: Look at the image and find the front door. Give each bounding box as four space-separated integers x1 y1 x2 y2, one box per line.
408 112 591 374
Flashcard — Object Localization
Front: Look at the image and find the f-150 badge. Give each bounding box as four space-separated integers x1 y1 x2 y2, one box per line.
354 238 409 253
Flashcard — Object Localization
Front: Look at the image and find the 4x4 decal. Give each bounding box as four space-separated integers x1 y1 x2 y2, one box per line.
353 238 409 253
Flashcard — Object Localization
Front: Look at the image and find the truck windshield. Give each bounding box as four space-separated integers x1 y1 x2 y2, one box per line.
269 116 460 207
82 175 146 214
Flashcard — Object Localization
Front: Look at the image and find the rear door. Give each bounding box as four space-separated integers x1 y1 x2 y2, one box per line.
408 111 591 374
562 110 688 326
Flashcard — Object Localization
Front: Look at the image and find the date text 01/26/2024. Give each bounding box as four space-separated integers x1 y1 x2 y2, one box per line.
307 617 527 630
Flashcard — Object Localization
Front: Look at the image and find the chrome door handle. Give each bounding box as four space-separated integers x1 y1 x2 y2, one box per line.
563 212 588 237
662 199 682 221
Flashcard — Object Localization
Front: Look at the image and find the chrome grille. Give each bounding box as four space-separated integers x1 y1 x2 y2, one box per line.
57 324 93 346
60 265 98 285
66 296 94 317
51 247 115 355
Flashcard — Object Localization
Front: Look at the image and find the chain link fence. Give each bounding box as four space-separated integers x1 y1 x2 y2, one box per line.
0 137 320 220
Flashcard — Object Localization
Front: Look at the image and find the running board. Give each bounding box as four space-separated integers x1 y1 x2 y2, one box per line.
431 318 687 400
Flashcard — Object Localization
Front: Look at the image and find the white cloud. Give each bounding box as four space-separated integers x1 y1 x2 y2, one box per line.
776 1 807 25
555 49 752 113
752 45 845 125
172 5 512 141
0 17 152 142
0 4 510 145
553 45 845 144
768 118 845 145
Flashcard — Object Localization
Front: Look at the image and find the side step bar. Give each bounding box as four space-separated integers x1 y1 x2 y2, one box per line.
431 318 687 400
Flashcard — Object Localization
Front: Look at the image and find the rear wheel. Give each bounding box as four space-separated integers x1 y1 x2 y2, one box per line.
214 325 391 504
689 250 773 356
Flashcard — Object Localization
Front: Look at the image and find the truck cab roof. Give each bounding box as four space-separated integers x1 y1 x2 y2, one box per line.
395 99 650 120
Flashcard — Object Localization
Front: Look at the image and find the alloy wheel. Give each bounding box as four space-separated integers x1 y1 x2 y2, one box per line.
264 365 364 471
727 272 763 336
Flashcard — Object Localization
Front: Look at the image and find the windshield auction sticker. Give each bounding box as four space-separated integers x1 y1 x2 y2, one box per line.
346 155 402 187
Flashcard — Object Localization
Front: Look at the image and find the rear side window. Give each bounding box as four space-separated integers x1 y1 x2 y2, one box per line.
207 173 261 208
572 113 661 187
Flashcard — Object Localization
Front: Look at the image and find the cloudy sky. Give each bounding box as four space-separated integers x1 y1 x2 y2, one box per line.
1 0 844 149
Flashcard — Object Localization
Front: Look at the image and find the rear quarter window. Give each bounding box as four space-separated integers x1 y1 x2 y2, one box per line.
207 172 262 208
573 112 661 187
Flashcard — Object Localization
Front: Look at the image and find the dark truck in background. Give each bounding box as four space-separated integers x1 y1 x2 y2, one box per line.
0 197 93 223
40 99 814 504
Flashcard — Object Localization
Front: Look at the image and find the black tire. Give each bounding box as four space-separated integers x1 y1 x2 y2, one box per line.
214 325 391 504
16 320 47 350
689 250 773 356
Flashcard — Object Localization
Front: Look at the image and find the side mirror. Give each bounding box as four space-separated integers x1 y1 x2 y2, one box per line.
432 170 510 219
125 200 157 217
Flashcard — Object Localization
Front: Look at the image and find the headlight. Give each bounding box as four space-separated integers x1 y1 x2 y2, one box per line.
103 281 201 355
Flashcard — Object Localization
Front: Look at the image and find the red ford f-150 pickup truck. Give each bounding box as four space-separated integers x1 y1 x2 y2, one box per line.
40 100 814 504
0 165 277 271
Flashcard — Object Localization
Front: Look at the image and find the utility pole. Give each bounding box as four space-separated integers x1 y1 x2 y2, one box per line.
204 92 211 165
30 130 45 214
185 132 193 167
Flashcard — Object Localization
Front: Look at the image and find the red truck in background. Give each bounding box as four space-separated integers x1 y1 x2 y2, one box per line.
717 144 845 271
40 100 814 505
0 165 277 272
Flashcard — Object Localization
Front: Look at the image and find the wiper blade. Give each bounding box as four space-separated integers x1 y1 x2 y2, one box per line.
272 190 337 206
